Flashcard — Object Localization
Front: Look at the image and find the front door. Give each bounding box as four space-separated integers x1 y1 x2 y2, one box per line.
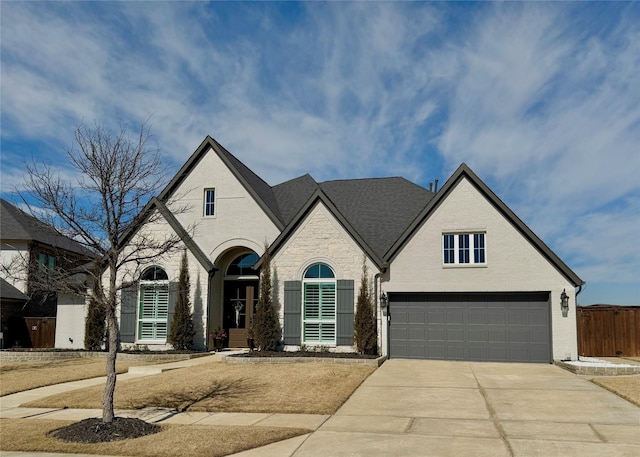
223 281 258 347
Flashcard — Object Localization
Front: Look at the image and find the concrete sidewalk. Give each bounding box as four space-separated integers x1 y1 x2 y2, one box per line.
0 352 323 457
0 352 327 431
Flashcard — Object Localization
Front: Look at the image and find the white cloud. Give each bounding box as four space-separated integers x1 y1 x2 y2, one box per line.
1 2 638 303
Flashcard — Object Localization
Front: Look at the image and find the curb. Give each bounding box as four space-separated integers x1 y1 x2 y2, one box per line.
223 354 386 367
554 360 640 376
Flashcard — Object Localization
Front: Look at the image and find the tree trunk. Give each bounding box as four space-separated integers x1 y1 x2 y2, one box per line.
102 263 119 423
102 304 118 422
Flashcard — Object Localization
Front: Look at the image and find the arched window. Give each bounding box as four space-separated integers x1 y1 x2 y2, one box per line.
226 253 260 277
138 266 169 341
140 266 168 281
302 263 336 344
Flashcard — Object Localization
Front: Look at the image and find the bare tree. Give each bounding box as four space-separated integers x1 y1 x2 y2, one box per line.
21 122 184 423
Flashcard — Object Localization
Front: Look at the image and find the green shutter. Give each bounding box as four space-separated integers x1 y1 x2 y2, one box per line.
120 286 137 343
336 280 354 346
284 281 302 345
167 281 177 342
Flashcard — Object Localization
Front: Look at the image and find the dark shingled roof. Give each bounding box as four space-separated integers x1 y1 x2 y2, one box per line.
272 174 319 225
143 136 583 286
0 198 92 257
0 277 28 301
319 178 434 259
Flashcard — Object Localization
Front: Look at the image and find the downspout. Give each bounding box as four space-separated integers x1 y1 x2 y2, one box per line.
206 268 217 351
574 283 583 361
575 284 583 303
374 265 387 356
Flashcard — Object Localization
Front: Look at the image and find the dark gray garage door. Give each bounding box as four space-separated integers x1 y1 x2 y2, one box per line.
389 292 551 363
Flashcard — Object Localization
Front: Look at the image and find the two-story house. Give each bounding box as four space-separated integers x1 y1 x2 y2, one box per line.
116 136 584 362
0 198 92 348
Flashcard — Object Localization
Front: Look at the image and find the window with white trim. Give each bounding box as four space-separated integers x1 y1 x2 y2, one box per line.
204 188 215 216
443 233 486 265
138 266 169 341
302 263 336 344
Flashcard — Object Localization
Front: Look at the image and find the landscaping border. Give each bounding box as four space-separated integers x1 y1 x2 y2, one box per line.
223 354 386 366
0 351 205 363
554 360 640 376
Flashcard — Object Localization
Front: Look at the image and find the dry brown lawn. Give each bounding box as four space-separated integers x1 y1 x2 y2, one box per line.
0 358 167 396
24 362 375 414
0 419 310 457
592 375 640 407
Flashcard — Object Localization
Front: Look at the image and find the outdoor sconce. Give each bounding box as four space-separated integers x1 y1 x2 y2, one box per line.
560 289 569 317
380 292 388 309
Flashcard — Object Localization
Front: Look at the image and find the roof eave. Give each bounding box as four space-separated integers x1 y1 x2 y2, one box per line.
385 163 585 287
159 136 284 231
259 189 386 271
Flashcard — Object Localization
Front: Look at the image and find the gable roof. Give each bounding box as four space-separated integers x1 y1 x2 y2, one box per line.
158 136 284 230
0 198 92 257
319 178 434 259
0 277 28 301
119 137 583 287
264 177 434 269
385 163 585 287
272 174 319 225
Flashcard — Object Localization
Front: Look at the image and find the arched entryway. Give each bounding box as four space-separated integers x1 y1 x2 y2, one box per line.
222 252 259 348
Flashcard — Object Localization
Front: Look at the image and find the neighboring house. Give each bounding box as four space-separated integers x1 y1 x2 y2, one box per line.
117 136 584 362
0 198 92 349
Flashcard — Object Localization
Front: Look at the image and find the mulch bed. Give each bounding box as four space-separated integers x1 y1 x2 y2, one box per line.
231 350 378 359
51 417 161 443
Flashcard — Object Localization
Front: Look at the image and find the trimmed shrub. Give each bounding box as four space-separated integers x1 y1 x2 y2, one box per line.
354 259 377 355
168 251 195 350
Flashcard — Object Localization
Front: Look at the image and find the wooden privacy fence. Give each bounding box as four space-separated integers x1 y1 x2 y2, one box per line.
577 306 640 357
24 317 56 349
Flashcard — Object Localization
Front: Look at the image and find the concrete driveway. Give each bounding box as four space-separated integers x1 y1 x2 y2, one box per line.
290 359 640 457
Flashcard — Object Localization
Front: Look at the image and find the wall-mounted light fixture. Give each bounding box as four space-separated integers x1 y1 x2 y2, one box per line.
560 289 569 317
380 292 388 309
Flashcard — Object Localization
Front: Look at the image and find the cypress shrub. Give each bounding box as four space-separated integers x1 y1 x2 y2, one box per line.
254 245 280 351
84 280 106 351
168 251 195 350
354 259 377 355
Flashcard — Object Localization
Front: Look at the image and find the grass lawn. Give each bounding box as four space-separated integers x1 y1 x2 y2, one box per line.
23 362 375 414
592 375 640 407
0 358 176 397
0 419 310 457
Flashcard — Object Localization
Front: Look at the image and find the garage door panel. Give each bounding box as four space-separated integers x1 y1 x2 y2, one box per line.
429 327 445 341
488 329 508 343
389 292 550 362
446 328 465 342
468 328 487 342
468 310 487 324
446 347 465 360
408 326 426 341
428 311 446 324
447 311 464 324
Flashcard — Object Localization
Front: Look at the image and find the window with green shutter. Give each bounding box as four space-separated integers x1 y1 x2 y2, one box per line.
137 266 169 341
303 263 336 344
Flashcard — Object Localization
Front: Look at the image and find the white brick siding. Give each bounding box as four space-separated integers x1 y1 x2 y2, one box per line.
272 202 379 349
386 177 578 360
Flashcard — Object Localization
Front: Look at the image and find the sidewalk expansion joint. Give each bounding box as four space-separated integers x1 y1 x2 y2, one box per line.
469 364 515 457
588 423 608 443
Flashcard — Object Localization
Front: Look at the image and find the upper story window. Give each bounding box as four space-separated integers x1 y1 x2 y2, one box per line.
443 232 486 265
204 188 215 217
38 253 55 270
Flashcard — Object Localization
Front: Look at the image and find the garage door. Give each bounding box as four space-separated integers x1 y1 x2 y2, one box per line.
389 292 551 362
